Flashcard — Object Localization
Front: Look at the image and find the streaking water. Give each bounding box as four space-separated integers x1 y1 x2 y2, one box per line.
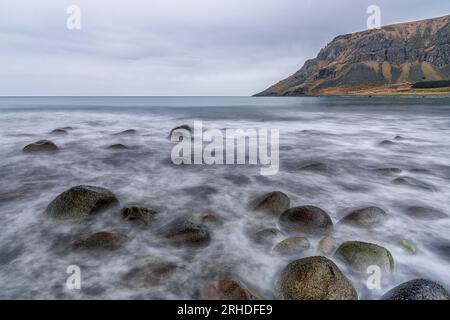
0 96 449 299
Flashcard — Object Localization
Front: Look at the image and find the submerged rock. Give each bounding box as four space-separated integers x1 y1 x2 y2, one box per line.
273 237 310 256
250 191 290 216
374 168 402 174
339 207 387 228
381 279 449 300
156 217 210 247
108 144 128 150
191 212 224 227
379 140 395 146
298 162 332 173
279 206 333 235
392 177 436 191
335 241 394 275
50 128 68 135
23 140 58 152
252 228 284 245
45 185 119 220
398 239 416 254
200 278 255 300
276 256 358 300
114 129 137 136
318 236 338 255
121 206 158 225
169 125 193 138
72 231 128 251
123 262 179 288
404 206 447 220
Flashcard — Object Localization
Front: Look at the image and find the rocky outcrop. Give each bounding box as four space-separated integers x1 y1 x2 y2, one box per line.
256 15 450 96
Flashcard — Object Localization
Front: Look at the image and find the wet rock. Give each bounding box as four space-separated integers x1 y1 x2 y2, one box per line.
252 228 284 245
409 168 431 174
392 177 436 191
121 206 158 225
404 206 447 220
51 129 68 135
273 237 310 256
156 217 210 247
200 278 255 300
276 256 358 300
381 279 449 300
114 129 137 136
394 136 404 141
23 140 58 152
298 162 331 173
45 185 119 220
108 144 128 150
72 231 128 251
398 239 416 254
379 140 395 146
335 241 394 275
374 168 402 174
191 212 224 227
318 236 338 255
279 206 333 235
169 125 193 138
123 262 179 288
339 207 387 228
250 191 290 216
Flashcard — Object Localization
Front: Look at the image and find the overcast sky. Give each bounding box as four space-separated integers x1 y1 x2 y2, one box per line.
1 0 449 96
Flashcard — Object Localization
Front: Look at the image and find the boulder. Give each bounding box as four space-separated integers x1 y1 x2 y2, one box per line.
404 206 447 220
298 162 331 173
72 231 128 251
339 207 387 228
379 140 395 146
273 237 310 256
123 262 179 288
252 228 284 245
279 206 333 235
318 236 338 255
335 241 394 275
250 191 290 216
156 217 210 247
191 212 224 227
45 185 119 220
114 129 137 136
381 279 449 300
121 206 158 226
23 140 58 152
108 144 128 150
276 256 358 300
200 278 255 300
50 129 68 135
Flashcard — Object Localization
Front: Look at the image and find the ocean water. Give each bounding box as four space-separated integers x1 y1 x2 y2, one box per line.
0 96 449 299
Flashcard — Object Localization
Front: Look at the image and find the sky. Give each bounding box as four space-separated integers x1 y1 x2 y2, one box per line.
0 0 449 96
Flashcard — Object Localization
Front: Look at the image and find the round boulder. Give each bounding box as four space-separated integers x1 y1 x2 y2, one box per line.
191 212 224 228
156 217 210 247
339 207 387 228
45 185 119 220
318 236 338 255
252 228 284 245
276 256 358 300
23 140 58 152
200 278 255 300
121 206 158 226
250 191 290 216
72 231 128 251
273 237 310 256
381 279 449 300
335 241 394 275
279 206 333 235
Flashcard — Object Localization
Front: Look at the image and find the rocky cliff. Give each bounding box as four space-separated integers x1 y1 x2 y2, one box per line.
255 14 450 96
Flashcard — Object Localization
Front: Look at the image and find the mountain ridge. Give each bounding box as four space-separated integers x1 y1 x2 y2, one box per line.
255 14 450 96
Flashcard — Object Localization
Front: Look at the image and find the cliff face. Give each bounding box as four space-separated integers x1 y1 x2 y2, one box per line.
256 14 450 96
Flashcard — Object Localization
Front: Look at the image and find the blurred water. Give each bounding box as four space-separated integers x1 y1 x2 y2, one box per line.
0 96 449 299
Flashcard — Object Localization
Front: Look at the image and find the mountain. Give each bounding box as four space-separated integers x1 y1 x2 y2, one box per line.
255 14 450 96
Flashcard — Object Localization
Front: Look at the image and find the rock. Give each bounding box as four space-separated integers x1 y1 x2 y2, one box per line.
121 206 158 225
169 125 193 138
273 237 310 256
398 239 416 254
200 278 255 300
72 231 128 251
123 262 179 288
45 185 119 220
276 256 358 300
335 241 394 275
23 140 58 152
108 144 128 150
394 136 404 141
298 162 331 173
252 228 284 245
156 217 210 247
114 129 137 136
279 206 333 235
50 129 68 135
191 212 224 227
381 279 449 300
250 191 290 216
404 206 447 220
392 177 436 191
318 236 338 255
339 207 387 228
379 140 395 146
374 168 402 174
